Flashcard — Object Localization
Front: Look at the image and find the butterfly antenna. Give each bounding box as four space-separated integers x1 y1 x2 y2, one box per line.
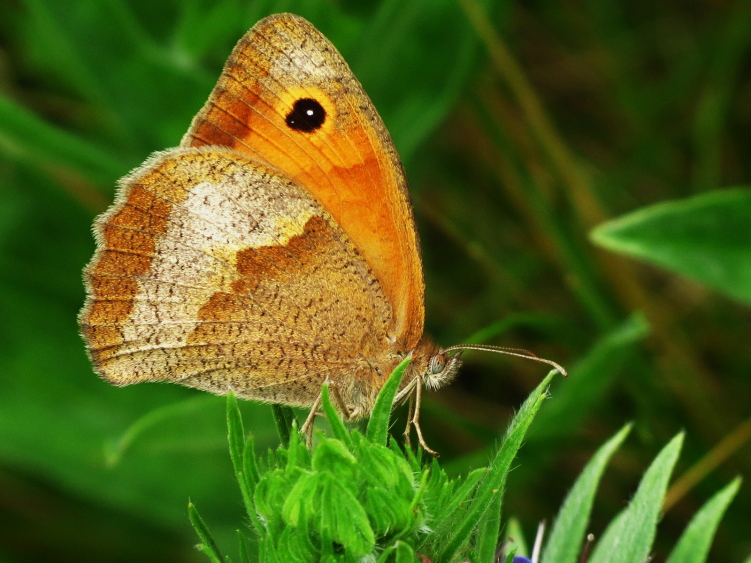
442 343 567 377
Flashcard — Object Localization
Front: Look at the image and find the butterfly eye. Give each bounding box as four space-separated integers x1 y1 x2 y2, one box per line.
429 354 446 375
285 98 326 132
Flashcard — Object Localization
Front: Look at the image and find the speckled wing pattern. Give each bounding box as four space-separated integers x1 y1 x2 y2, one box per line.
79 148 396 412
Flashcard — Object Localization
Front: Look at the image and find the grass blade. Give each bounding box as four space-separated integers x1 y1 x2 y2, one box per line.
441 468 486 520
541 424 632 563
103 395 221 466
589 432 684 563
433 371 556 562
188 502 222 563
666 477 742 563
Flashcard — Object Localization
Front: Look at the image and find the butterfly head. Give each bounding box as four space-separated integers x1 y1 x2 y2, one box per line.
424 349 463 390
408 337 463 392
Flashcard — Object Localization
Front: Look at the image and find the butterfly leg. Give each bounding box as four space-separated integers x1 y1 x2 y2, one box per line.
327 384 358 420
403 393 416 448
300 391 323 448
300 381 355 448
408 381 439 457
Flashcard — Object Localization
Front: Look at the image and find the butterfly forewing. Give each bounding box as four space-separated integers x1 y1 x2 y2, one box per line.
181 13 425 350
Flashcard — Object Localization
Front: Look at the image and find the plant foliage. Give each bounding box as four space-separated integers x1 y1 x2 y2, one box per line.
191 374 738 563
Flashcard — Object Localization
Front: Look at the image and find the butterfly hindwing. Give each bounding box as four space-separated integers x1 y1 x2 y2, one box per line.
80 147 396 411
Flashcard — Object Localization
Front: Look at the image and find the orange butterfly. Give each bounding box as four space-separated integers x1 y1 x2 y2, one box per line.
79 14 563 454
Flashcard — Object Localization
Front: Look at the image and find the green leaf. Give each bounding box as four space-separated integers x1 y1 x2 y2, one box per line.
503 518 528 558
311 436 357 478
255 468 298 532
589 432 684 563
284 422 311 478
226 392 244 475
243 434 260 492
591 189 751 306
281 474 318 528
394 540 417 563
237 529 250 563
666 477 742 563
320 475 375 557
366 357 410 446
590 510 626 561
320 383 352 447
432 371 556 562
410 469 430 514
271 405 297 448
188 502 223 563
437 468 485 521
541 424 632 563
274 522 318 562
356 440 419 538
377 540 416 563
225 394 262 535
472 489 502 563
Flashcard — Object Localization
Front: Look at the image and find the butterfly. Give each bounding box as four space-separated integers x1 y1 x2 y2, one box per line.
79 13 563 455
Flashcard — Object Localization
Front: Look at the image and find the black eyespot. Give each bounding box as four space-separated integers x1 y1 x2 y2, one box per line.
285 98 326 132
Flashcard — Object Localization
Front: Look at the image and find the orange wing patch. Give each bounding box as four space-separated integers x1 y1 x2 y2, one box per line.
181 14 425 351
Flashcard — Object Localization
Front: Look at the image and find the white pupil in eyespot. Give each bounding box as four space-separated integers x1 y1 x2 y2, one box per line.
306 109 314 116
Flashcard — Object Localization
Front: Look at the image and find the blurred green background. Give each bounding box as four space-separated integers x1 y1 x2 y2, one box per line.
1 0 750 561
